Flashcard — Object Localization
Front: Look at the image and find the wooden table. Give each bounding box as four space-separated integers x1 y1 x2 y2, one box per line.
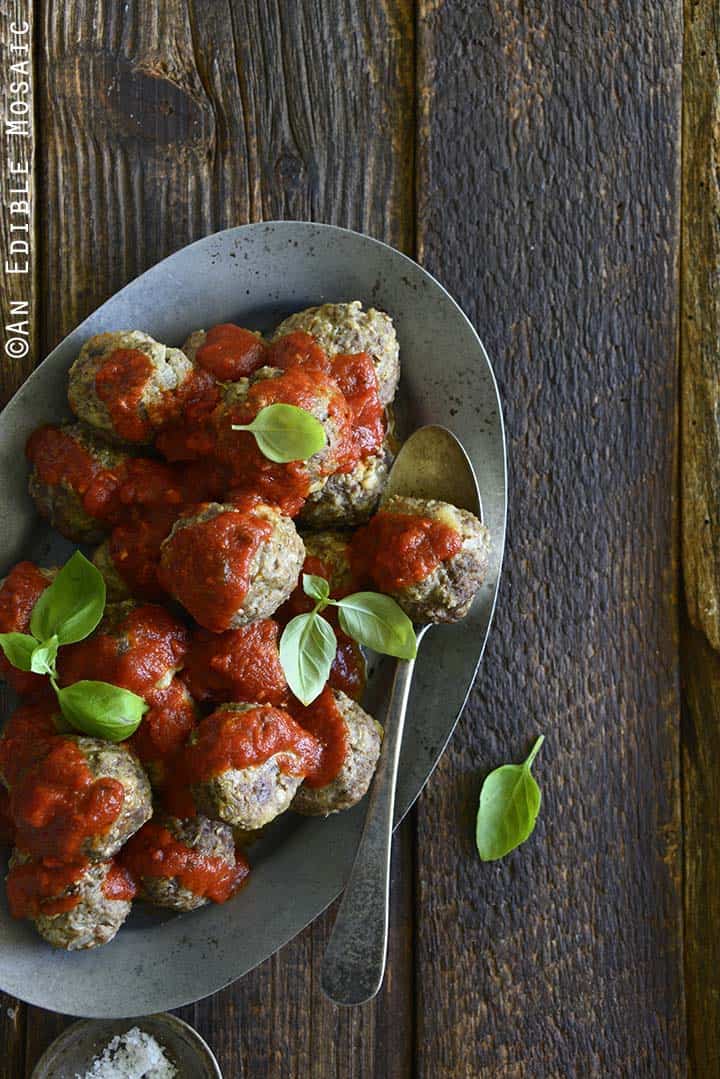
1 1 717 1075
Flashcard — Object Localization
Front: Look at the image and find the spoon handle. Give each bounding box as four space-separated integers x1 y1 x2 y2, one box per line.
321 652 418 1005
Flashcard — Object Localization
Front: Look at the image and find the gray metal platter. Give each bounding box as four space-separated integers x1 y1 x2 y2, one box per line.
0 221 507 1017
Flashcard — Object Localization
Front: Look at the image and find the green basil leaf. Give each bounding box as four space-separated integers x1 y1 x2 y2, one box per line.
0 632 38 672
30 551 106 646
30 635 59 675
279 611 336 706
475 735 545 861
337 592 417 659
232 403 327 463
56 679 148 742
303 573 330 604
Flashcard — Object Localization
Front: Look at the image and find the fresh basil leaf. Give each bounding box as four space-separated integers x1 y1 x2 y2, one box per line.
0 632 38 672
30 635 59 675
56 679 148 742
232 403 327 463
337 592 417 659
475 735 545 862
30 551 106 646
279 611 336 706
303 573 330 605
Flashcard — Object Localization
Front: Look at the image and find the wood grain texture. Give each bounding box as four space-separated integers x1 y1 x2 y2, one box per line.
682 619 720 1077
681 0 720 650
414 2 684 1076
0 0 36 405
22 1 416 1076
681 5 720 1074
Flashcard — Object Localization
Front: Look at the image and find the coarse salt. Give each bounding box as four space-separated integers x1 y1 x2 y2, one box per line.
76 1026 178 1078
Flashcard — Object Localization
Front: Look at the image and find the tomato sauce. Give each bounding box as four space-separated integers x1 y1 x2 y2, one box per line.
196 324 267 381
154 368 222 462
290 688 348 788
129 678 196 776
95 349 155 442
121 820 249 903
58 603 189 698
183 620 288 706
11 738 124 861
351 510 462 592
0 562 52 696
331 352 384 465
0 699 59 787
185 705 321 782
267 330 331 373
329 636 366 701
26 425 124 524
106 511 178 599
216 366 353 515
7 858 87 917
158 506 273 632
102 860 137 901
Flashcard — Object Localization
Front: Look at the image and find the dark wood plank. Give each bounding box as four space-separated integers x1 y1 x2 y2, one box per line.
681 2 720 1075
0 0 36 406
414 2 684 1075
23 1 416 1075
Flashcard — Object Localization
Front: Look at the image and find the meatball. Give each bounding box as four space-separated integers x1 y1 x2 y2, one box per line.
271 302 400 406
7 851 134 950
158 501 305 632
299 444 392 529
182 324 267 381
67 330 195 445
26 423 129 542
292 690 382 816
212 365 353 516
92 539 132 601
186 703 321 830
0 563 57 696
121 815 247 911
301 531 355 595
10 736 152 862
353 495 491 623
58 600 189 699
183 620 288 706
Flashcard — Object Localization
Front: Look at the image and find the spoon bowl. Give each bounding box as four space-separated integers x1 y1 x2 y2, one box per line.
321 425 482 1005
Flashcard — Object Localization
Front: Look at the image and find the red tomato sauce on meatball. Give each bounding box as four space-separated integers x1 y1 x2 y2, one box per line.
0 699 59 787
121 820 249 903
196 324 268 381
95 349 155 442
7 858 88 917
25 425 124 522
58 604 189 699
102 861 137 901
267 330 331 373
290 688 348 788
330 352 384 464
183 621 288 706
351 511 462 592
158 508 273 633
0 563 52 696
10 739 125 861
154 368 222 462
217 366 353 514
129 679 196 776
186 706 321 782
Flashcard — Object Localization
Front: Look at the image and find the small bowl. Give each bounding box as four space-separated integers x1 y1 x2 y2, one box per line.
31 1013 222 1078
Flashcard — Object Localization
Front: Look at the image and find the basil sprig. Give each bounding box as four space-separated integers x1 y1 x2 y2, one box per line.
232 403 327 463
475 736 545 861
279 573 417 706
0 551 147 742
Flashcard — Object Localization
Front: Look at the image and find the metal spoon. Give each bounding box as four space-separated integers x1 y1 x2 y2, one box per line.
321 425 482 1006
